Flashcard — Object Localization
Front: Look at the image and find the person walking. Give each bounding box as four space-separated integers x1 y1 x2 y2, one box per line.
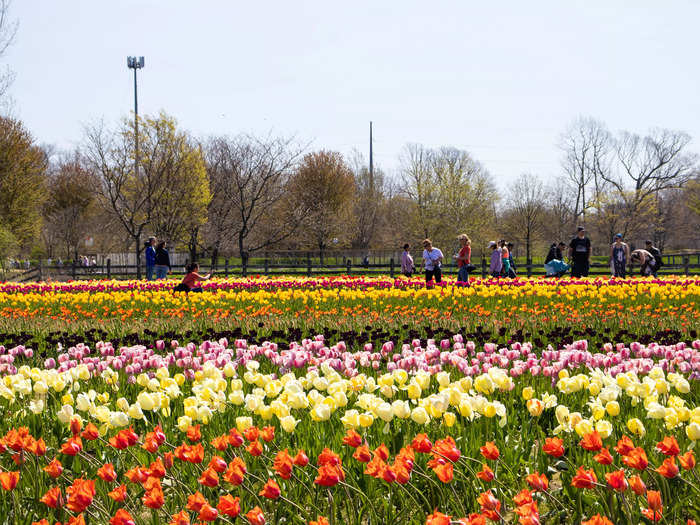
506 242 516 278
400 243 415 277
610 233 630 278
488 241 502 277
422 239 443 284
644 240 663 277
631 249 657 276
454 234 472 284
145 236 157 281
154 241 171 279
499 240 512 278
568 227 591 278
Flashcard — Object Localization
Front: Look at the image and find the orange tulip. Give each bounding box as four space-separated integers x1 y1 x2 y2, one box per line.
642 508 662 522
647 490 663 512
81 423 99 440
353 445 372 463
169 510 191 525
525 472 548 492
149 458 166 479
581 515 614 525
432 461 454 484
217 495 241 517
294 449 310 467
314 464 343 486
433 436 461 462
28 437 46 456
247 439 263 457
656 457 679 479
211 435 229 451
245 506 266 525
65 478 95 513
208 455 227 473
244 426 260 441
309 517 330 525
656 436 680 456
604 470 627 492
571 466 597 489
198 466 219 488
44 458 63 479
411 433 433 453
186 425 201 442
70 417 82 437
477 464 494 482
97 463 117 483
261 426 275 442
60 436 83 456
374 443 390 461
459 514 487 525
628 475 646 496
580 431 603 452
513 489 533 506
228 428 244 447
477 490 501 513
614 435 635 456
622 447 648 471
260 478 281 499
273 449 293 479
198 503 218 522
143 485 165 509
108 484 127 502
66 515 86 525
186 491 208 512
318 448 342 466
679 451 696 470
426 509 451 525
110 508 136 525
542 437 564 458
342 429 363 448
40 486 62 508
593 448 613 465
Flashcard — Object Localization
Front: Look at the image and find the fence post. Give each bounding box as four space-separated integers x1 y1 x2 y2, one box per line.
390 258 395 278
264 258 269 275
224 258 229 277
307 253 312 277
481 255 487 279
527 257 532 278
346 260 351 275
684 255 689 276
107 259 111 279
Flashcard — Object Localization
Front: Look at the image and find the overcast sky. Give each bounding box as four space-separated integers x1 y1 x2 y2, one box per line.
5 1 700 187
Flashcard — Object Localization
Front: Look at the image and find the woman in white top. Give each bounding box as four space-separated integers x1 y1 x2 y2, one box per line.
630 249 656 276
422 238 444 284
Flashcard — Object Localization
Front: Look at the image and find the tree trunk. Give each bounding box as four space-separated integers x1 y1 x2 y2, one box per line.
135 232 142 279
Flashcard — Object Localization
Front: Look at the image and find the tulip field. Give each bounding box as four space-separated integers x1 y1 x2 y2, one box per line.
0 276 699 525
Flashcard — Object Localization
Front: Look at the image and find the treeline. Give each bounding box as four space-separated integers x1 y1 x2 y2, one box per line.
0 112 698 268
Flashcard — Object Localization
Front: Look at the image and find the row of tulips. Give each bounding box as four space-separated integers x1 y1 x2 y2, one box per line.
0 332 698 523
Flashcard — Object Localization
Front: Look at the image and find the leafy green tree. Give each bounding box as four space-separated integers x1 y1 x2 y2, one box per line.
0 116 47 250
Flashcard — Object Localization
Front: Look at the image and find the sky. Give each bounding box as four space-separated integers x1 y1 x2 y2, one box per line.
4 0 700 187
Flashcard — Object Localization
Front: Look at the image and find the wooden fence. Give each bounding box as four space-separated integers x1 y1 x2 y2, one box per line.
9 252 700 282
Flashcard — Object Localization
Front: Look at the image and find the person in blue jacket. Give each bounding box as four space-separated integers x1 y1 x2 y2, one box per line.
145 236 156 280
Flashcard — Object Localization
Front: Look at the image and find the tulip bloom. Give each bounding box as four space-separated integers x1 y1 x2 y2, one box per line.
411 433 433 453
40 486 62 508
66 478 96 513
622 447 648 470
628 475 646 496
110 509 136 525
580 431 603 452
186 425 202 442
198 503 218 522
479 441 499 461
614 435 634 456
97 463 118 483
108 485 127 502
273 449 293 479
353 445 372 463
477 464 494 482
593 448 613 465
604 470 627 492
542 437 564 457
245 506 266 525
293 449 310 467
198 466 220 487
260 478 281 499
309 517 330 525
426 510 451 525
679 451 696 470
581 515 614 525
571 467 597 489
44 458 63 478
656 436 680 457
525 472 548 492
186 491 208 513
81 423 99 440
217 495 241 517
656 457 679 479
315 464 343 486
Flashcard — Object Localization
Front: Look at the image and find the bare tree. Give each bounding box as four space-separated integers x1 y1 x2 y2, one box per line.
204 134 305 262
501 174 546 266
559 117 612 223
349 149 385 249
0 0 17 101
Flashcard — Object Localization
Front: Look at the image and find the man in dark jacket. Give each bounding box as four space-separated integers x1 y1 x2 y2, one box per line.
569 227 592 278
145 237 156 280
645 240 662 277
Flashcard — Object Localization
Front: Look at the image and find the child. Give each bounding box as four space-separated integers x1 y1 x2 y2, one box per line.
173 263 210 293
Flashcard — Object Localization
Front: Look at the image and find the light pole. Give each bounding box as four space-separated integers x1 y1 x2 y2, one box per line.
127 56 144 278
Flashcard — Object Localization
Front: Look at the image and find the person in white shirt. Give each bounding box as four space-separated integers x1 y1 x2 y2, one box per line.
400 243 415 277
422 238 444 284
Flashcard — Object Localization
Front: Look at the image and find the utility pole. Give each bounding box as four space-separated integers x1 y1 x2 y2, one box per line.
127 56 145 278
369 121 374 192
